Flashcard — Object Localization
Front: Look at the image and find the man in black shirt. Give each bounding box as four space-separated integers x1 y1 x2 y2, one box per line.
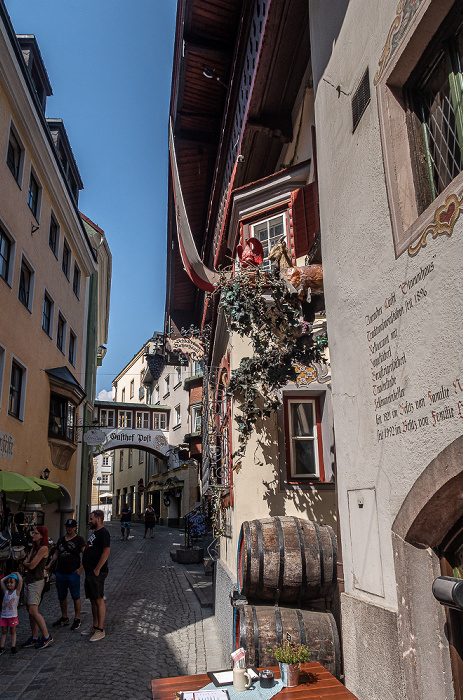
46 519 85 630
81 510 110 642
120 503 132 540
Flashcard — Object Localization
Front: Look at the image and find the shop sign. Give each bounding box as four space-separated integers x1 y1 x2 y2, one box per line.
0 430 14 460
83 429 106 446
95 427 170 455
166 336 204 361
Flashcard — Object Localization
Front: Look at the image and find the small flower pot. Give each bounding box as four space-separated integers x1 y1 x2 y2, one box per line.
279 662 300 687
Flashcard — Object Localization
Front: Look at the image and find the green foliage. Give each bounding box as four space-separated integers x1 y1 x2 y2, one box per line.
213 268 328 461
268 639 311 664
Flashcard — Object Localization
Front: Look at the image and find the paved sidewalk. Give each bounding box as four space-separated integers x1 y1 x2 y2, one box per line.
0 523 225 700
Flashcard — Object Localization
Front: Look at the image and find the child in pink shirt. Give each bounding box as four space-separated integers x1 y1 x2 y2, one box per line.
1 572 23 655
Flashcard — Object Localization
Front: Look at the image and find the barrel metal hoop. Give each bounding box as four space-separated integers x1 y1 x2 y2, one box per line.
328 525 338 591
244 521 252 595
293 517 307 597
252 605 260 666
274 605 283 646
256 520 264 597
313 521 325 598
275 516 285 600
296 608 307 646
239 607 246 650
327 612 342 679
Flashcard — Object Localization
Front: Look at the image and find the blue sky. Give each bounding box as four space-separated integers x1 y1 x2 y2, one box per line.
5 0 178 397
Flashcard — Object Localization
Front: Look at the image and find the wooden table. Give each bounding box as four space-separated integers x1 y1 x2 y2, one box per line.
151 664 357 700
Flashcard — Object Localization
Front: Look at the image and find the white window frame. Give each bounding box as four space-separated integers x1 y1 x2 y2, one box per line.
250 213 287 271
121 387 126 402
42 289 54 337
102 454 110 466
155 385 160 404
154 412 167 431
0 343 5 410
174 404 181 428
8 355 27 421
118 410 132 428
0 219 16 288
101 474 109 484
72 262 81 299
136 411 149 429
286 397 321 479
130 379 134 399
100 409 115 428
191 405 202 433
6 121 25 187
56 311 67 354
68 328 77 366
49 212 60 259
18 253 35 312
128 448 133 468
62 238 71 280
27 166 42 222
175 367 182 387
164 375 170 397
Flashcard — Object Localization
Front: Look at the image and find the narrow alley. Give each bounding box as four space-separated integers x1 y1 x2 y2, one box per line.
0 523 225 700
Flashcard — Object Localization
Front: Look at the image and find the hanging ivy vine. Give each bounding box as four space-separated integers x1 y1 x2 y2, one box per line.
211 267 328 463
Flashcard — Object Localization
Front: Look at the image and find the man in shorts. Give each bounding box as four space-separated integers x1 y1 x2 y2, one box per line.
46 519 85 630
81 510 110 642
120 502 132 540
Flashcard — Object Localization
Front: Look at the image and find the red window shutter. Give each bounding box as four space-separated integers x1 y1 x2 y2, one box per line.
290 181 319 258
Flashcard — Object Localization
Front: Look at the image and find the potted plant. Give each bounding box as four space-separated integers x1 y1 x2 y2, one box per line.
268 638 311 687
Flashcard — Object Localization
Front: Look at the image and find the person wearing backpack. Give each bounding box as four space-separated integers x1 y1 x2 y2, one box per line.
45 519 85 631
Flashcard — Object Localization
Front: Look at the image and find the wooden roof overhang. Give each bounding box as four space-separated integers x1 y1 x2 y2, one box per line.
166 0 312 331
211 0 312 267
166 0 245 333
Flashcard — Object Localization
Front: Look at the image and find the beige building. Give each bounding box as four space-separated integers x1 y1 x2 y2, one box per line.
0 7 108 539
106 335 200 525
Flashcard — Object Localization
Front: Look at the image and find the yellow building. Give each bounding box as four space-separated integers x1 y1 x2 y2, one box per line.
0 9 100 539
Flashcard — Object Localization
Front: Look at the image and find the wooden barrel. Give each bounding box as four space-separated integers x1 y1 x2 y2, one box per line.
237 516 337 603
234 604 341 679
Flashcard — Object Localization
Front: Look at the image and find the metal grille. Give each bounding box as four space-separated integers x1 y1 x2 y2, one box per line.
352 67 370 132
420 55 462 197
201 366 232 494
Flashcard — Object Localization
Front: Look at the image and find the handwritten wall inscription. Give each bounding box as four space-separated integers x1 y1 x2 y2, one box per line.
363 261 460 441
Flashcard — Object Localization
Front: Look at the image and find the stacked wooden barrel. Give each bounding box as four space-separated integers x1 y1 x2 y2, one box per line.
234 516 341 677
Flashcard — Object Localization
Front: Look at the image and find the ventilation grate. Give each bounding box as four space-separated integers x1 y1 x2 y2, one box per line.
352 68 370 132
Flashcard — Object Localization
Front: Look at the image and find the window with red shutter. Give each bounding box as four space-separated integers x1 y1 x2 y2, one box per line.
290 180 319 259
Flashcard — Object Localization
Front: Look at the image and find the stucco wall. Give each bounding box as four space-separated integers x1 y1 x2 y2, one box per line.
311 0 463 696
0 29 95 541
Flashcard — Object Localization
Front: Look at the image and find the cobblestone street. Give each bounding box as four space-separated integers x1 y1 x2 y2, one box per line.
0 523 225 700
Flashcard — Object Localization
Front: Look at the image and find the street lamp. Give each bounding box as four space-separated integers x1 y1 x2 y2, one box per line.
97 476 101 506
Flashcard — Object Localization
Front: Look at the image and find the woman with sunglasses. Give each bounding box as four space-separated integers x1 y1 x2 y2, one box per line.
21 526 53 649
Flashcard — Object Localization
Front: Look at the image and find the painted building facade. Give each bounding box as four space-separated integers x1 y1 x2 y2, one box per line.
0 3 110 540
105 336 201 526
167 0 463 697
166 0 338 666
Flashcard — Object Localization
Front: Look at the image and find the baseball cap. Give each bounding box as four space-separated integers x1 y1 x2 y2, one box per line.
7 573 18 582
65 519 77 527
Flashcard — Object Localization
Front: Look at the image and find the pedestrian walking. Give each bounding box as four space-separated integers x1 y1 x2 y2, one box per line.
45 518 85 630
81 510 110 642
21 526 53 649
120 502 132 540
143 503 157 538
0 571 22 655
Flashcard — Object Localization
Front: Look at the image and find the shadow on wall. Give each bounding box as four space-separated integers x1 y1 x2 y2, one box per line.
253 417 337 524
310 0 350 93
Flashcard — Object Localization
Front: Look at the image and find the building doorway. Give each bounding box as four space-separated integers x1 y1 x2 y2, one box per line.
439 517 463 700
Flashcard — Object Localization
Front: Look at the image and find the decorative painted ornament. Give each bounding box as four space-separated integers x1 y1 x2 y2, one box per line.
236 237 264 268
